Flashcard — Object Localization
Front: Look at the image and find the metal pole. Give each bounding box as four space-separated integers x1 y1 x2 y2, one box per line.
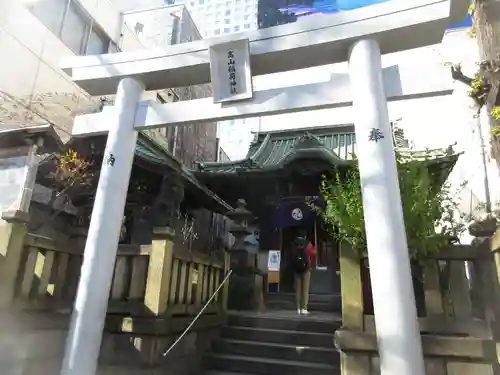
61 77 145 375
349 39 425 375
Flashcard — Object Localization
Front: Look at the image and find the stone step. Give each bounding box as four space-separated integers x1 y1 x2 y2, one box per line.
265 293 341 312
227 312 341 333
220 326 334 348
265 300 339 312
266 293 341 304
211 339 339 365
204 353 337 375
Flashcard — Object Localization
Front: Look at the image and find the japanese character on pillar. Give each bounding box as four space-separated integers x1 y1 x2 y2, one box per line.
368 128 384 143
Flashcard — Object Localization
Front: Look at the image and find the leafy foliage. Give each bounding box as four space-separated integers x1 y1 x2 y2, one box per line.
491 106 500 120
315 153 466 260
319 168 365 252
490 107 500 136
52 149 93 191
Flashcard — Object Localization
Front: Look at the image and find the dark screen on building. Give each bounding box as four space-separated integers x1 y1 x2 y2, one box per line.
257 0 472 30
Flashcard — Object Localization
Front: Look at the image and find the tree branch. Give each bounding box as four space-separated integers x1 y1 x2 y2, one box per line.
450 65 491 107
450 65 474 86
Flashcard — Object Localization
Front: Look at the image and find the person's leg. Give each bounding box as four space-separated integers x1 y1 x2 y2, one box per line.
301 270 311 314
294 272 302 314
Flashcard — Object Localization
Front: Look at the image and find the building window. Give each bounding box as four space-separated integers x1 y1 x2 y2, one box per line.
244 14 250 20
225 9 231 16
60 1 90 54
28 0 66 35
214 29 221 35
234 25 240 32
170 15 180 44
223 27 231 33
224 18 230 24
86 26 110 55
25 0 112 56
244 23 251 29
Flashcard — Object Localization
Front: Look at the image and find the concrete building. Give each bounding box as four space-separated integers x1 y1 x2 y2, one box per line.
0 0 218 223
0 0 217 156
174 0 258 38
119 3 218 167
0 0 144 141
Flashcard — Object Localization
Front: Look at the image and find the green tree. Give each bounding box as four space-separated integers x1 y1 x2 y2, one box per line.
315 153 466 261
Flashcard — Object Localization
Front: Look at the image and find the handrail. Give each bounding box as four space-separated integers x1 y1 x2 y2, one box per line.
163 269 233 357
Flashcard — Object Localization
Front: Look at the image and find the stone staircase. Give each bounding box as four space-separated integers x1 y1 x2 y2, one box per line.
265 292 341 312
203 310 341 375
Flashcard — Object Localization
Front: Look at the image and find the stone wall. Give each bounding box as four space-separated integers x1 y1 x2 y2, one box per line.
0 309 219 375
0 215 228 375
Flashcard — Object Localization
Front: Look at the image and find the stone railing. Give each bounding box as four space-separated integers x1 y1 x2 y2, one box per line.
0 212 230 336
335 230 500 375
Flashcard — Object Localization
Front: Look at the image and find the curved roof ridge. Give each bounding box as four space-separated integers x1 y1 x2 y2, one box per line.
248 133 272 161
293 131 325 148
396 143 459 159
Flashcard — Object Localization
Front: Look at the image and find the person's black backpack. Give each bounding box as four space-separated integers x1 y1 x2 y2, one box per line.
292 238 310 274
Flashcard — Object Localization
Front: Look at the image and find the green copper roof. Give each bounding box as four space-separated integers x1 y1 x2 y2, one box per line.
196 124 459 176
198 125 357 174
134 132 232 212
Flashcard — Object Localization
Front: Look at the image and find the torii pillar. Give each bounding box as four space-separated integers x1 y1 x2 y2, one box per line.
349 38 425 375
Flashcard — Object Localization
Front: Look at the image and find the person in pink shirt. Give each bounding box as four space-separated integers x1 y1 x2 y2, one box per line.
292 229 316 315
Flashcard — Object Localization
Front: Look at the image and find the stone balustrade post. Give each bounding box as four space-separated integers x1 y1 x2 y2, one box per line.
0 210 29 308
144 226 175 315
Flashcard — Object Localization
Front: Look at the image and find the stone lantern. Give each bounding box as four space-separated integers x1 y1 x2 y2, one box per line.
226 198 255 272
225 198 263 310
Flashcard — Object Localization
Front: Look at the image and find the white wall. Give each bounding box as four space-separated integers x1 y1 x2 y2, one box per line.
0 0 91 139
0 0 144 141
0 0 147 230
77 0 144 51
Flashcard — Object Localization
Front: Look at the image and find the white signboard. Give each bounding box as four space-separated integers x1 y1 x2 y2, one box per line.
209 38 253 103
267 250 281 272
0 155 29 215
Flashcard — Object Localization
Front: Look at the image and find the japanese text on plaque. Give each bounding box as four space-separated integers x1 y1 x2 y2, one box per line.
228 50 237 95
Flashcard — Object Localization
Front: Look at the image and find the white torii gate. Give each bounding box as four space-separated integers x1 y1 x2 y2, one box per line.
59 1 468 375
